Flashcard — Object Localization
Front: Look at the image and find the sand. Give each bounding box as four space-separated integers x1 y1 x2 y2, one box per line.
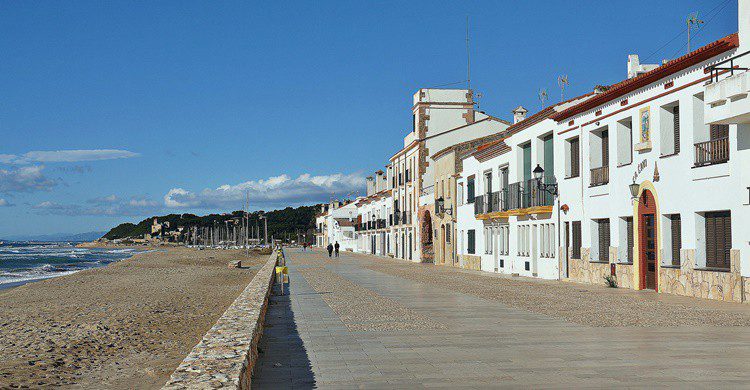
0 247 265 389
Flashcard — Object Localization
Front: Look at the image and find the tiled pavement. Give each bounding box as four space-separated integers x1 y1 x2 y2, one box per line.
252 249 750 388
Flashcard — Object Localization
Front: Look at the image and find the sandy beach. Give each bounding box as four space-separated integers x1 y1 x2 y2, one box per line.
0 247 265 389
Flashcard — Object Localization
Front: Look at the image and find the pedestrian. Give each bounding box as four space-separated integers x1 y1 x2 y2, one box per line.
302 242 307 251
327 243 333 257
334 241 340 257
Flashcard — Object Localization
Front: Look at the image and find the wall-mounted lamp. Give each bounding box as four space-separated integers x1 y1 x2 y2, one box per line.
629 180 640 201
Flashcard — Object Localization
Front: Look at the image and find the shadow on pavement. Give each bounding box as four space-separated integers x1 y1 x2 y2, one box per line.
252 282 316 389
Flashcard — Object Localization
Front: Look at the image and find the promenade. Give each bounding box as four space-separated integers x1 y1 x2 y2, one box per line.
253 248 750 388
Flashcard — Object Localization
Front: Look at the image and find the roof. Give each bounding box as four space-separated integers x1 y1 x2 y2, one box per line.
551 33 739 122
430 130 508 160
473 139 511 162
334 218 356 227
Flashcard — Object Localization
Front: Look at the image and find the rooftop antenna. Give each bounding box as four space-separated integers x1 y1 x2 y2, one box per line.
686 12 704 54
466 15 471 91
538 88 549 109
557 75 569 102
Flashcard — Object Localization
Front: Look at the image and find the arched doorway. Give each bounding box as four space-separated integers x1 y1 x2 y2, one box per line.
638 189 658 290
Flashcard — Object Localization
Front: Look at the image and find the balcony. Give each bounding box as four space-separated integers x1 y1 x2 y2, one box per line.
694 136 729 167
474 177 556 216
377 219 386 229
393 212 400 225
401 211 412 225
705 50 750 125
590 166 609 187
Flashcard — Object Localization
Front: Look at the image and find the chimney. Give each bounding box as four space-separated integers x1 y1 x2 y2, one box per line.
741 0 749 51
366 176 375 196
627 54 659 79
512 106 528 124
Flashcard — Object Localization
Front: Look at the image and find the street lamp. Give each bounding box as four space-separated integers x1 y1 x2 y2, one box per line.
532 164 558 196
629 180 640 199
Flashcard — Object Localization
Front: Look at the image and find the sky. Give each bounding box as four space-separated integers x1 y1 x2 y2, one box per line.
0 0 738 237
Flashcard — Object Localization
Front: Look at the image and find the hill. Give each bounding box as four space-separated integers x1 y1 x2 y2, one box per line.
103 205 319 242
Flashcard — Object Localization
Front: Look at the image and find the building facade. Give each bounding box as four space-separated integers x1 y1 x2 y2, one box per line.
320 1 750 304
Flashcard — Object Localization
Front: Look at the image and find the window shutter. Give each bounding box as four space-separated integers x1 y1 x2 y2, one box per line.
673 106 680 154
710 124 729 140
626 217 634 262
467 229 475 254
601 131 609 166
598 219 610 262
571 138 580 177
705 211 731 269
575 222 581 259
671 215 681 266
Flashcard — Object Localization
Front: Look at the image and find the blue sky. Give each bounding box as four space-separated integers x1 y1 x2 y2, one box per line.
0 0 738 237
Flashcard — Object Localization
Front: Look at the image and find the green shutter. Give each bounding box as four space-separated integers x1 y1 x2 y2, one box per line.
543 135 554 177
523 143 531 182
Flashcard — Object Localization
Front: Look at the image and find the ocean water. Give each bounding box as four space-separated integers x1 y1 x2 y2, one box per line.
0 242 142 288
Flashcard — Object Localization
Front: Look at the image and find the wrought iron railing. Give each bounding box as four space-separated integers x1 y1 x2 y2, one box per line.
475 177 555 214
706 50 750 84
590 166 609 187
694 136 729 166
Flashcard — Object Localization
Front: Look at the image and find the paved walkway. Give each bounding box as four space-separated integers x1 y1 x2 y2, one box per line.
252 249 750 388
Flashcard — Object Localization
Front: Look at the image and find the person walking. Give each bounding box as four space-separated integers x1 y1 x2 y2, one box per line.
302 242 307 251
334 241 340 257
327 243 334 257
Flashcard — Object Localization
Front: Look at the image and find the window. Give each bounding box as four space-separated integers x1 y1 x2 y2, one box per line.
591 219 610 263
616 117 632 166
467 176 475 203
590 128 609 186
595 219 610 262
663 214 682 266
446 225 451 243
660 102 680 156
705 211 731 269
467 230 476 254
457 183 464 205
619 217 633 263
566 137 580 178
484 227 493 254
572 221 581 259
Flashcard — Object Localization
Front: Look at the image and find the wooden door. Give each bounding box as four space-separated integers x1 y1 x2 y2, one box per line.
638 190 658 290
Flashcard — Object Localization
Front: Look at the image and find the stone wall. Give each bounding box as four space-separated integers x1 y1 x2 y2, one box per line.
567 248 610 286
659 249 744 303
458 254 481 271
163 250 280 389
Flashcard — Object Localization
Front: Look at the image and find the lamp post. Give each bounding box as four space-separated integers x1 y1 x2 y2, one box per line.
532 164 564 277
259 212 268 246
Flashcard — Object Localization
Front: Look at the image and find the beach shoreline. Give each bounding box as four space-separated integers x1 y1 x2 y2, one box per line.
0 246 264 389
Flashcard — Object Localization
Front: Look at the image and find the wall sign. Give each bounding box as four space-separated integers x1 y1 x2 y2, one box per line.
632 159 648 183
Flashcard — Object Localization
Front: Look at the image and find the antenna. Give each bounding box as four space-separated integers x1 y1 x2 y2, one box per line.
557 75 569 102
538 88 549 109
686 12 704 54
466 15 471 91
475 92 483 109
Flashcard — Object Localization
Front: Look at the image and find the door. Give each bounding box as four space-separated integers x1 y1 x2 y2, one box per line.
638 190 658 290
642 215 656 289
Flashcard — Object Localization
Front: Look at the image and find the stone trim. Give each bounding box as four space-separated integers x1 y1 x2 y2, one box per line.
163 250 281 389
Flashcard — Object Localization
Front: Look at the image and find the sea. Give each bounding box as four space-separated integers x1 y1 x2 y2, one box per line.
0 241 142 289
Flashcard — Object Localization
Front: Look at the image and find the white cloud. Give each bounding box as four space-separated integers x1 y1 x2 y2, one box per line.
1 149 139 164
0 198 13 207
0 165 57 193
164 172 366 209
33 195 161 217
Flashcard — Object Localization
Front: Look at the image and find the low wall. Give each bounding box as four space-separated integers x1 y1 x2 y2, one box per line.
163 250 281 389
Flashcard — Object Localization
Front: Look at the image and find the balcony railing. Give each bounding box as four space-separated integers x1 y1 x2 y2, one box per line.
377 219 386 229
475 177 555 215
590 166 609 187
694 137 729 167
401 211 411 225
706 50 750 84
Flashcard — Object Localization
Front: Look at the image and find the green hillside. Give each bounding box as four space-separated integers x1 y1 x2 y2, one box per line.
103 205 319 242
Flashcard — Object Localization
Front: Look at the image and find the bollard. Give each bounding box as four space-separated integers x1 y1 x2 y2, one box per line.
275 266 289 295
